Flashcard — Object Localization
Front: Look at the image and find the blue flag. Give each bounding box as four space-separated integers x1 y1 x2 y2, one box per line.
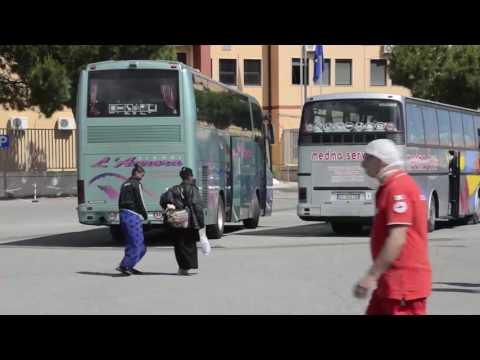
313 45 324 84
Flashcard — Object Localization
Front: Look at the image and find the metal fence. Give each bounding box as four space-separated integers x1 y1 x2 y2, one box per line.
0 129 77 171
282 128 299 166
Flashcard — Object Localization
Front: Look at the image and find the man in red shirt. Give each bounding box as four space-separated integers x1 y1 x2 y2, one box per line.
353 139 432 315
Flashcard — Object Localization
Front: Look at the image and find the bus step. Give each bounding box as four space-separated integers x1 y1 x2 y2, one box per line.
435 217 453 222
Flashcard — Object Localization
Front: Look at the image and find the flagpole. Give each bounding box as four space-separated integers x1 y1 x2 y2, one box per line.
303 45 307 104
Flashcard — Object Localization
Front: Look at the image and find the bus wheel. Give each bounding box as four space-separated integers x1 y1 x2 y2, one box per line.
109 225 124 243
243 194 260 229
330 222 363 235
428 196 437 233
206 197 225 239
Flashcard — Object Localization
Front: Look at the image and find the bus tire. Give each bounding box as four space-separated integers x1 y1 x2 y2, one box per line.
206 197 225 239
428 195 437 233
243 194 260 229
330 222 363 235
109 225 124 243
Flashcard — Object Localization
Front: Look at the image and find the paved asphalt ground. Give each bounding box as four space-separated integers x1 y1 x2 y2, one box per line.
1 189 479 314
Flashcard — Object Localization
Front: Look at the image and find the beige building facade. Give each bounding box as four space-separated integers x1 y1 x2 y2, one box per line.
1 45 412 177
175 45 411 176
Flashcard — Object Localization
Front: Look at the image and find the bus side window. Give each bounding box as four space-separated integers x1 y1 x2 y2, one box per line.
462 114 476 149
193 74 209 126
422 106 439 146
406 103 425 145
475 116 480 148
450 111 464 148
251 102 263 139
437 109 452 147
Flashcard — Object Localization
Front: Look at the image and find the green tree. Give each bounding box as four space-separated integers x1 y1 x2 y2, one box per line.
0 45 176 117
389 45 480 109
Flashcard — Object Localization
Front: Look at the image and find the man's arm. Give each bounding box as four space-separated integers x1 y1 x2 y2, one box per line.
367 225 408 279
353 225 408 299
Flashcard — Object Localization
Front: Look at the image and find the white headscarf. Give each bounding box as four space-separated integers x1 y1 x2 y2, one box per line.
364 139 404 181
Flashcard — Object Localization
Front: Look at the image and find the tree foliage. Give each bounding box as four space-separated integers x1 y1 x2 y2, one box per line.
389 45 480 109
0 45 176 117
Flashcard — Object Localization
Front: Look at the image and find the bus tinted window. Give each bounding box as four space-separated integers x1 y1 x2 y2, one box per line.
233 93 253 132
450 112 464 147
301 100 402 134
475 116 480 148
422 106 439 145
437 109 452 147
207 81 230 129
88 69 179 117
462 114 475 148
406 103 425 145
193 75 209 125
193 74 252 135
251 102 263 138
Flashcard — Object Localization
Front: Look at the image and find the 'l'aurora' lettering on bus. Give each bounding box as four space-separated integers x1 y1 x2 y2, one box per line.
311 151 365 161
91 156 183 168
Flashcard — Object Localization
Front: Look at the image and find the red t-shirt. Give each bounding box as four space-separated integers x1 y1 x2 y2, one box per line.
371 170 432 300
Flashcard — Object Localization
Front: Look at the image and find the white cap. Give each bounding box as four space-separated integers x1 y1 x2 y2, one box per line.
364 139 404 167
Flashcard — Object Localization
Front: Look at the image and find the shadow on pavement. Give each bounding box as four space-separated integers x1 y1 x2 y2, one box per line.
77 271 178 277
433 282 480 288
236 223 370 238
0 225 247 248
0 228 176 248
432 288 480 294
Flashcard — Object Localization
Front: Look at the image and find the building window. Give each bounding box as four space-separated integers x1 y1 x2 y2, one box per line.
335 59 352 86
176 52 187 65
244 59 261 86
370 59 387 86
219 59 237 85
292 58 309 85
322 59 331 85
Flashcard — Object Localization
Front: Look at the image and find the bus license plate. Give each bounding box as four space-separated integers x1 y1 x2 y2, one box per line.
336 192 362 201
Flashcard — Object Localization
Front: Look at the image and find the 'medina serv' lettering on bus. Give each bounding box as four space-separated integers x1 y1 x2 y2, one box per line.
76 60 274 240
297 93 480 235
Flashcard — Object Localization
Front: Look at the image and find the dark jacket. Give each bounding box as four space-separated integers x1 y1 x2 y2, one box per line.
118 177 148 220
160 182 205 229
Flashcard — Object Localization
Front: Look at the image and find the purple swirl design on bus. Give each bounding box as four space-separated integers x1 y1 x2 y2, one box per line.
97 185 119 200
89 172 156 199
88 172 128 185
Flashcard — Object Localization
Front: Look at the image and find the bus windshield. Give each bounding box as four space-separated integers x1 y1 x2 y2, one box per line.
88 69 180 117
301 99 402 134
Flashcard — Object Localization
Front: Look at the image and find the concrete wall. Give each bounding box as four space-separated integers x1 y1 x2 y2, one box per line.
0 171 77 199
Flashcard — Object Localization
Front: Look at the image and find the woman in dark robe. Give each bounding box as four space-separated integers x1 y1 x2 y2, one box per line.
161 167 205 275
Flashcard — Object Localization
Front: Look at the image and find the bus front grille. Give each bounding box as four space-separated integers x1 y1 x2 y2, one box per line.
87 125 182 143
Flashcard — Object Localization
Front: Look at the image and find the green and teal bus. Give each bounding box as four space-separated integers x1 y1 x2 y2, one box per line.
76 60 274 240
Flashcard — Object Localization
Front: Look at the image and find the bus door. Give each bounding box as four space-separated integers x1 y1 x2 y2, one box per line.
230 137 254 221
263 120 274 216
449 150 460 218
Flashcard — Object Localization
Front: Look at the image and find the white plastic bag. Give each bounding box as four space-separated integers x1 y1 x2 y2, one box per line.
199 228 211 255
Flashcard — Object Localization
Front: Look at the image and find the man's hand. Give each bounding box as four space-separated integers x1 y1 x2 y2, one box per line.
353 274 377 299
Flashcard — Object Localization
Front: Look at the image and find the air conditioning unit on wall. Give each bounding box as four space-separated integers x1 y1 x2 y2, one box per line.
8 116 29 130
57 117 76 130
383 45 394 54
305 45 316 52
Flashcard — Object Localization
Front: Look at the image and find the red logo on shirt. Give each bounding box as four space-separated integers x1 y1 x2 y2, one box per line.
393 201 408 214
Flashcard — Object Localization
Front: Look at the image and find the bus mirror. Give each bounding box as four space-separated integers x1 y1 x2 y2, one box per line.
268 123 275 144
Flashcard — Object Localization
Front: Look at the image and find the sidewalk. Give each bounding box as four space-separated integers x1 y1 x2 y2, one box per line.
272 178 297 191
